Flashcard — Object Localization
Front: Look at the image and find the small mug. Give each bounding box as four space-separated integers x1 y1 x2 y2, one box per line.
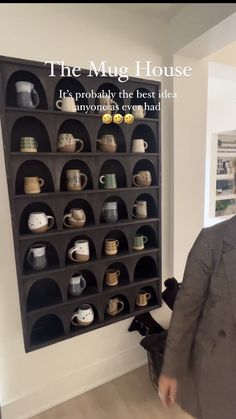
132 139 148 153
28 212 55 233
15 81 39 108
101 201 118 223
20 136 38 153
133 234 148 251
105 238 119 256
56 97 76 113
63 208 86 228
99 173 117 189
132 105 146 119
58 133 84 153
71 304 94 326
68 239 90 263
106 297 124 317
133 171 152 187
66 169 88 191
136 290 151 307
132 200 147 219
96 134 117 153
68 272 87 297
24 177 44 194
105 268 120 286
27 243 47 270
98 96 118 115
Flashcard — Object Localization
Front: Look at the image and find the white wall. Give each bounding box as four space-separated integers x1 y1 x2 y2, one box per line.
173 55 209 279
0 4 172 419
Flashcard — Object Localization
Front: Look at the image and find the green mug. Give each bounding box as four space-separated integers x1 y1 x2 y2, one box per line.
20 136 38 152
99 173 117 189
133 234 148 251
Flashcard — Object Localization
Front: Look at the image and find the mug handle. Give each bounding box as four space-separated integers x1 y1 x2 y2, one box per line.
146 292 152 301
132 204 138 218
144 141 148 150
99 175 105 184
27 249 34 266
75 139 84 152
143 236 148 244
116 240 119 247
56 99 62 110
71 313 80 326
111 99 119 115
117 299 125 313
116 270 121 277
63 214 72 228
80 173 88 190
81 276 87 290
38 178 44 187
47 216 55 230
31 88 40 108
132 175 140 187
68 247 78 262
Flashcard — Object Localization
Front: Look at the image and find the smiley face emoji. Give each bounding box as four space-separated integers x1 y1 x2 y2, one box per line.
124 113 134 124
102 113 112 124
113 113 123 124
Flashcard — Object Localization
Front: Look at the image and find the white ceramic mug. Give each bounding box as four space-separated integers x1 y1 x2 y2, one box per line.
132 105 146 119
68 239 90 262
56 97 76 112
71 304 94 326
132 139 148 153
28 212 55 233
132 200 147 219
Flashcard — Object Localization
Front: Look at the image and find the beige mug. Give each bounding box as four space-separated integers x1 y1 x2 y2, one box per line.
96 134 117 153
132 105 146 119
63 208 86 228
106 297 124 316
28 212 55 233
24 177 44 194
133 171 152 187
105 268 120 286
56 97 76 112
132 139 148 153
105 239 119 256
68 239 90 262
66 169 88 191
58 133 84 153
136 290 151 307
132 200 147 219
98 96 118 115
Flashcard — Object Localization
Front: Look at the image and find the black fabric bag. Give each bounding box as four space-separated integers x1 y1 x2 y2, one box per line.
140 330 168 388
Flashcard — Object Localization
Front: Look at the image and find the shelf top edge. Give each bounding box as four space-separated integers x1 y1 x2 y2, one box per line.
4 107 159 122
0 55 161 87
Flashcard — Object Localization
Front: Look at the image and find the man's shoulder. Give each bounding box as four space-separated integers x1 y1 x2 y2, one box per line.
202 215 236 243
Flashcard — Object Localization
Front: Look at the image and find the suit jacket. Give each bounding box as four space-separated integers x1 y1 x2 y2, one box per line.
161 215 236 419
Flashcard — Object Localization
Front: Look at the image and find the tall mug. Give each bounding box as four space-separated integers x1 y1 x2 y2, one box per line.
132 200 147 219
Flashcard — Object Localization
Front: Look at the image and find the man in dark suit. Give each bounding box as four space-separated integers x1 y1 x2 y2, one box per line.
158 210 236 419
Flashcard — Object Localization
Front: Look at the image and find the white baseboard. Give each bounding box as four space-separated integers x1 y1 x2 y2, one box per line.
2 346 147 419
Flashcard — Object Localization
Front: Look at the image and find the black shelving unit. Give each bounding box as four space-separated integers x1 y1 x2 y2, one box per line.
0 56 162 352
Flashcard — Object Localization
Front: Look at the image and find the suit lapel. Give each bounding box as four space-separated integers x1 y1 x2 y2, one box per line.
222 215 236 324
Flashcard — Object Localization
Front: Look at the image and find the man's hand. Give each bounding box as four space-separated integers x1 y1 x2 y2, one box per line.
158 374 178 407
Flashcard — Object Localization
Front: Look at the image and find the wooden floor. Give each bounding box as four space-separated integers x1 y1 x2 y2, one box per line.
31 365 193 419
